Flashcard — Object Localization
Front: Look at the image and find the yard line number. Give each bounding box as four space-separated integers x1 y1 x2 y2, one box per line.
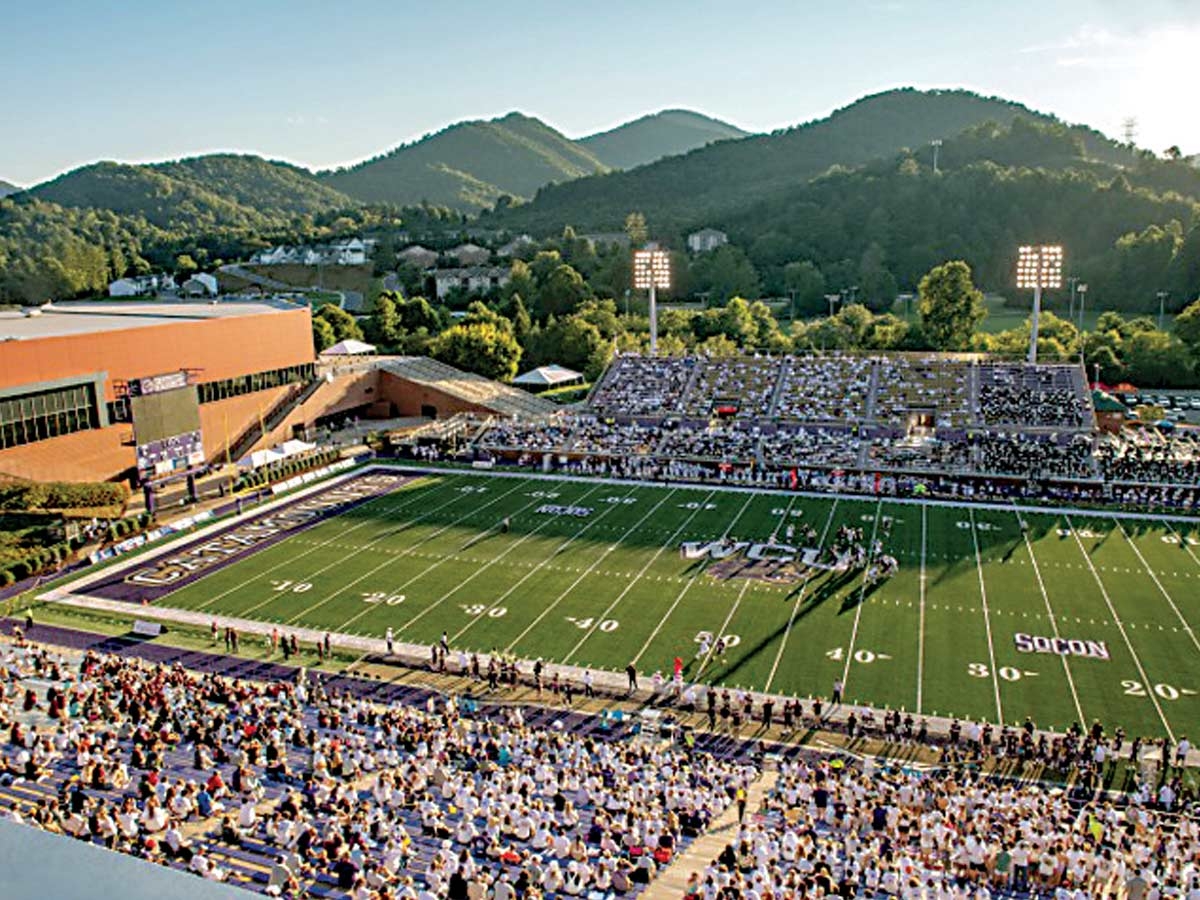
565 616 619 632
362 592 406 606
695 631 740 648
1121 680 1194 700
968 662 1035 682
826 647 891 664
461 604 507 618
271 580 312 593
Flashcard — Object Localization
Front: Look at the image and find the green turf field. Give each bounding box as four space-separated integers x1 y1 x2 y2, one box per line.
142 470 1200 738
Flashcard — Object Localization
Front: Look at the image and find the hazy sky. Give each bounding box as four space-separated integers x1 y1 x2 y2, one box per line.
1 0 1196 186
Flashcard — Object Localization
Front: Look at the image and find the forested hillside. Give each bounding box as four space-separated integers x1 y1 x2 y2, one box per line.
27 155 352 231
579 110 748 170
0 180 18 198
322 113 608 211
486 88 1159 234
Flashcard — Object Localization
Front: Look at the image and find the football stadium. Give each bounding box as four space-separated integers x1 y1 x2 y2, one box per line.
5 11 1200 893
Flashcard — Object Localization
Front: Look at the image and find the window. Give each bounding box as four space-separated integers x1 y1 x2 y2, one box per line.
0 382 101 450
195 363 315 405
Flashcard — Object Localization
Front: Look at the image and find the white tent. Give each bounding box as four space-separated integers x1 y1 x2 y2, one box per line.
512 364 584 389
278 439 316 457
321 339 376 356
237 448 284 469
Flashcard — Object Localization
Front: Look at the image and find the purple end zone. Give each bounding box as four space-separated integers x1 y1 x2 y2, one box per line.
82 471 416 604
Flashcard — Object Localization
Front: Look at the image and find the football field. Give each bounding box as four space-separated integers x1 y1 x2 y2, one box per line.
89 468 1200 738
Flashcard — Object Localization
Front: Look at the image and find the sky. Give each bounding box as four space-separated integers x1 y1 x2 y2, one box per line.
1 0 1196 186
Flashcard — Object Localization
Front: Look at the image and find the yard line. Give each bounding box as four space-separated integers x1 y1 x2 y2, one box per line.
329 483 568 635
916 504 927 715
1111 517 1200 655
968 508 1004 725
840 499 883 693
1064 515 1175 741
397 483 608 638
502 487 675 653
562 491 717 663
695 495 799 679
193 474 458 612
1162 521 1200 571
763 499 838 694
447 484 629 642
1014 510 1085 727
631 492 757 667
273 477 535 624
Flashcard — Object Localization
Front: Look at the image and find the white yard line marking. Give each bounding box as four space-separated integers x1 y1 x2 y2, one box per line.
274 478 534 624
917 503 927 715
399 484 608 638
630 493 757 667
192 475 455 612
328 484 571 636
1065 515 1175 741
1112 517 1200 655
502 488 675 653
695 495 799 679
1015 510 1085 727
1162 521 1200 571
840 499 883 692
763 500 839 694
562 492 717 664
968 508 1004 725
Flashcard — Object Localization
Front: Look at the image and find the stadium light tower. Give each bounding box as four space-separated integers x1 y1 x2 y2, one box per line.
1016 244 1063 364
633 246 671 355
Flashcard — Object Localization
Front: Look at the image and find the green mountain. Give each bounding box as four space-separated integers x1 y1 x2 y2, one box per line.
27 155 353 231
579 109 748 170
0 180 18 198
321 112 608 211
487 88 1150 234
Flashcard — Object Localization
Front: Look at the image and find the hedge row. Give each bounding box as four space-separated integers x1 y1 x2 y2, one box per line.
0 511 152 586
0 480 129 512
234 450 341 492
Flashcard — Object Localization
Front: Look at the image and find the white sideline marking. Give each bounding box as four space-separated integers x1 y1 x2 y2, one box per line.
917 504 927 715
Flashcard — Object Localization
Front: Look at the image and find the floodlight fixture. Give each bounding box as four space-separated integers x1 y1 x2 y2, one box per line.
633 248 670 354
1016 244 1064 363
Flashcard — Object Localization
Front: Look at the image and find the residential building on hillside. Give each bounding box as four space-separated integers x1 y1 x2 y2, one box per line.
433 267 511 299
249 238 368 267
450 243 490 265
687 228 729 253
397 245 439 269
181 273 219 297
108 274 177 297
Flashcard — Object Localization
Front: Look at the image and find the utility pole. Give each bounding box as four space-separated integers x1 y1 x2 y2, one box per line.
1068 276 1078 322
1076 283 1088 332
931 139 943 174
1157 291 1168 330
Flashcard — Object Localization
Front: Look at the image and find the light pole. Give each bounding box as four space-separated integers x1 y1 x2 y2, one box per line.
825 293 842 318
1068 276 1078 321
1156 290 1169 330
1076 283 1088 332
931 139 943 174
1016 244 1064 364
633 246 670 356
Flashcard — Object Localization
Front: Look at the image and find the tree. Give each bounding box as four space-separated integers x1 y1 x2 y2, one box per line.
624 212 648 247
717 297 758 346
397 295 442 333
175 254 198 276
1124 330 1196 387
431 322 522 382
314 304 363 343
857 243 898 313
536 263 590 318
918 260 986 350
783 260 826 317
366 291 404 347
690 246 760 303
1175 298 1200 354
312 316 336 353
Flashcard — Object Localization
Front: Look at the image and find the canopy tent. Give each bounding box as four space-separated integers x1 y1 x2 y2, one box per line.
237 448 285 469
512 364 584 390
321 339 376 356
278 438 317 457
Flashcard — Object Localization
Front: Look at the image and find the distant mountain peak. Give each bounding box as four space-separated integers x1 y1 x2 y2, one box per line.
580 109 749 170
0 179 20 198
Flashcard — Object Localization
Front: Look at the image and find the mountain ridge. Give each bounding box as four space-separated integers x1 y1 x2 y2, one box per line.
578 109 748 170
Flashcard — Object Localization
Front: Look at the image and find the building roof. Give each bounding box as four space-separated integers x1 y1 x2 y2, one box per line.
381 357 556 418
0 299 302 341
513 364 584 387
688 227 727 238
